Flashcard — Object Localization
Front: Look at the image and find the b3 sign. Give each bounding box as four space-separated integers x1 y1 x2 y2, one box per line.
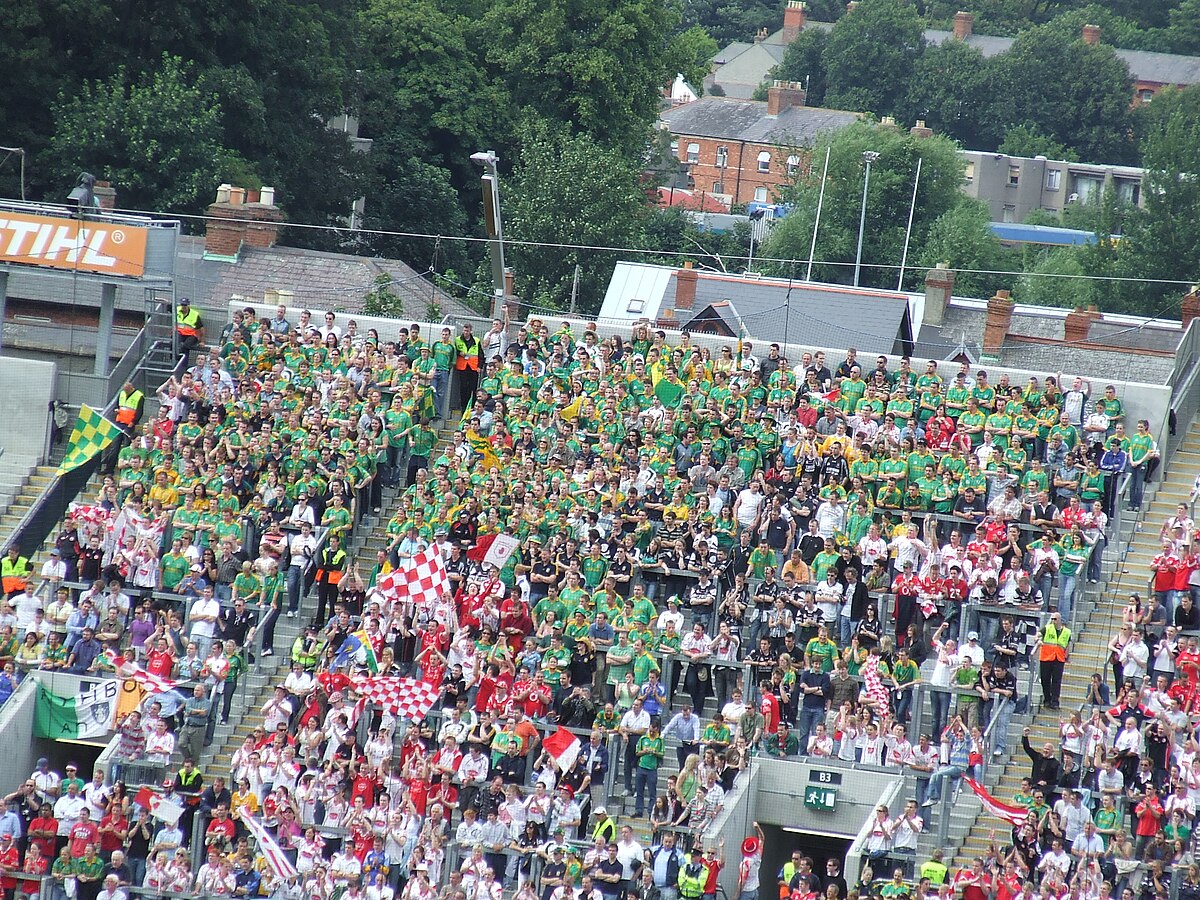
0 211 148 277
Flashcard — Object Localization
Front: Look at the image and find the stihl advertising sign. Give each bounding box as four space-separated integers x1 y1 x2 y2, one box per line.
0 211 148 277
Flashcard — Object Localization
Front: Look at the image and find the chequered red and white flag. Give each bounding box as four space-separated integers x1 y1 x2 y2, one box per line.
386 546 450 607
106 650 178 695
354 676 441 721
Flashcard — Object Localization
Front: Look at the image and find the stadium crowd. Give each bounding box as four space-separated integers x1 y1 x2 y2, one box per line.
0 307 1186 900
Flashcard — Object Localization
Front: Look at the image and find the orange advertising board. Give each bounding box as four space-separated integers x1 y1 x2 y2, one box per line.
0 211 148 277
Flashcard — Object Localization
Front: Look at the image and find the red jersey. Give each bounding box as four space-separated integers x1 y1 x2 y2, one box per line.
146 649 175 678
1153 555 1180 592
523 683 552 718
892 574 921 597
0 846 17 891
351 773 377 808
1135 796 1164 837
760 692 781 735
68 820 99 858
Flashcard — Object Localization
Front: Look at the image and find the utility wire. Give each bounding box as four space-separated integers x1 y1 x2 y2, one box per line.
104 204 1197 289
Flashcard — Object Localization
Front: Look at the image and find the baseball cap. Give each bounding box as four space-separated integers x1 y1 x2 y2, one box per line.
967 631 979 641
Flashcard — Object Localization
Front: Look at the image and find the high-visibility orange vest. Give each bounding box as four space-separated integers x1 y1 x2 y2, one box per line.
1039 623 1070 662
1 555 31 594
116 388 143 426
176 307 201 337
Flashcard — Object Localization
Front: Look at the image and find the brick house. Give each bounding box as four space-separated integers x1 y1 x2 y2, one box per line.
658 82 859 207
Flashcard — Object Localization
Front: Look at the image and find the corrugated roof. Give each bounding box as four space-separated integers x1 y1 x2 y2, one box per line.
660 97 860 144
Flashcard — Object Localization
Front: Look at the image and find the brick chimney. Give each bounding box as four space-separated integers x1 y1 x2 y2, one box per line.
1064 304 1101 342
1082 23 1101 45
204 185 283 258
675 263 699 311
924 264 955 327
93 181 117 211
1183 287 1200 328
983 290 1014 356
782 0 806 43
910 120 934 139
953 11 974 40
767 80 807 116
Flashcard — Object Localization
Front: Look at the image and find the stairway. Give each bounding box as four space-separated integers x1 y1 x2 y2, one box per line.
940 421 1200 868
0 458 55 530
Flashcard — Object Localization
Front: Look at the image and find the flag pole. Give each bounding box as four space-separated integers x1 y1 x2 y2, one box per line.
896 156 923 291
805 146 831 282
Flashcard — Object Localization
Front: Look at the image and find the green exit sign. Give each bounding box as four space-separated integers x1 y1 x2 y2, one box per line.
804 786 837 811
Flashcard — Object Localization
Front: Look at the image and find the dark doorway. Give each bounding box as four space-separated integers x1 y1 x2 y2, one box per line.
759 824 852 899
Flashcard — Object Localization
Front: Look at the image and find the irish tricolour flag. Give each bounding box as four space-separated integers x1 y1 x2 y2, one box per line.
34 682 118 740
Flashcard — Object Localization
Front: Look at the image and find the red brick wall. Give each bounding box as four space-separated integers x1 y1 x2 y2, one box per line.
676 137 808 206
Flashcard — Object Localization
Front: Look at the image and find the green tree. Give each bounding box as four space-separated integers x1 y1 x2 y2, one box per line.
761 121 966 289
680 0 782 45
664 26 720 97
47 55 245 213
823 0 926 116
989 26 1136 163
901 40 996 149
917 199 1011 298
475 0 679 156
1117 97 1200 314
771 28 830 108
503 124 652 313
998 124 1078 161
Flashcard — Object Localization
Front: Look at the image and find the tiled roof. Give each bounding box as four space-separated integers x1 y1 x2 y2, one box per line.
660 97 860 144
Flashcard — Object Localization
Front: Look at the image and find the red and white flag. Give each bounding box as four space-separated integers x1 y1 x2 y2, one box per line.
543 726 581 773
382 546 451 607
467 533 520 571
354 676 441 722
963 777 1028 827
133 787 184 825
106 650 178 696
240 808 298 880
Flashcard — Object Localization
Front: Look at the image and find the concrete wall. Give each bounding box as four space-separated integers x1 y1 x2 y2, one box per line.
706 760 905 898
0 356 56 461
0 671 118 798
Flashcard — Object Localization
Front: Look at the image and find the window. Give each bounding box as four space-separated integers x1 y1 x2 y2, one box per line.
754 186 769 202
786 155 801 177
1045 169 1061 191
1008 165 1020 186
964 161 975 182
1139 88 1155 103
1072 174 1102 204
686 142 700 164
1002 205 1016 223
712 181 724 195
670 140 678 157
1115 178 1141 206
757 151 771 173
716 146 729 167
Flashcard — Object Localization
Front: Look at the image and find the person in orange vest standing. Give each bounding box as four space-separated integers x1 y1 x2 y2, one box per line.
453 323 482 411
115 382 144 430
1 546 32 600
1037 610 1071 710
175 298 204 363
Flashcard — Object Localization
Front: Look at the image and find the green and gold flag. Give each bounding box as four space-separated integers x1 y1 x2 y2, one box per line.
57 405 121 475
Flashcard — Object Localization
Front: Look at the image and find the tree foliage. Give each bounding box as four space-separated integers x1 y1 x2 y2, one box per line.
48 55 244 214
503 125 652 313
823 0 926 115
761 121 969 289
918 199 1011 298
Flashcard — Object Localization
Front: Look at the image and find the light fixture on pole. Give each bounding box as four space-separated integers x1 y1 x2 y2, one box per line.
853 151 880 288
470 150 506 320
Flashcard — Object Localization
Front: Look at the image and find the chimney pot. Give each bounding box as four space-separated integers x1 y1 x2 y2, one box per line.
676 267 700 311
924 264 956 327
1082 23 1101 44
910 120 933 138
767 80 807 115
983 291 1015 355
782 0 806 43
1183 288 1200 329
1064 304 1101 343
953 11 974 40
